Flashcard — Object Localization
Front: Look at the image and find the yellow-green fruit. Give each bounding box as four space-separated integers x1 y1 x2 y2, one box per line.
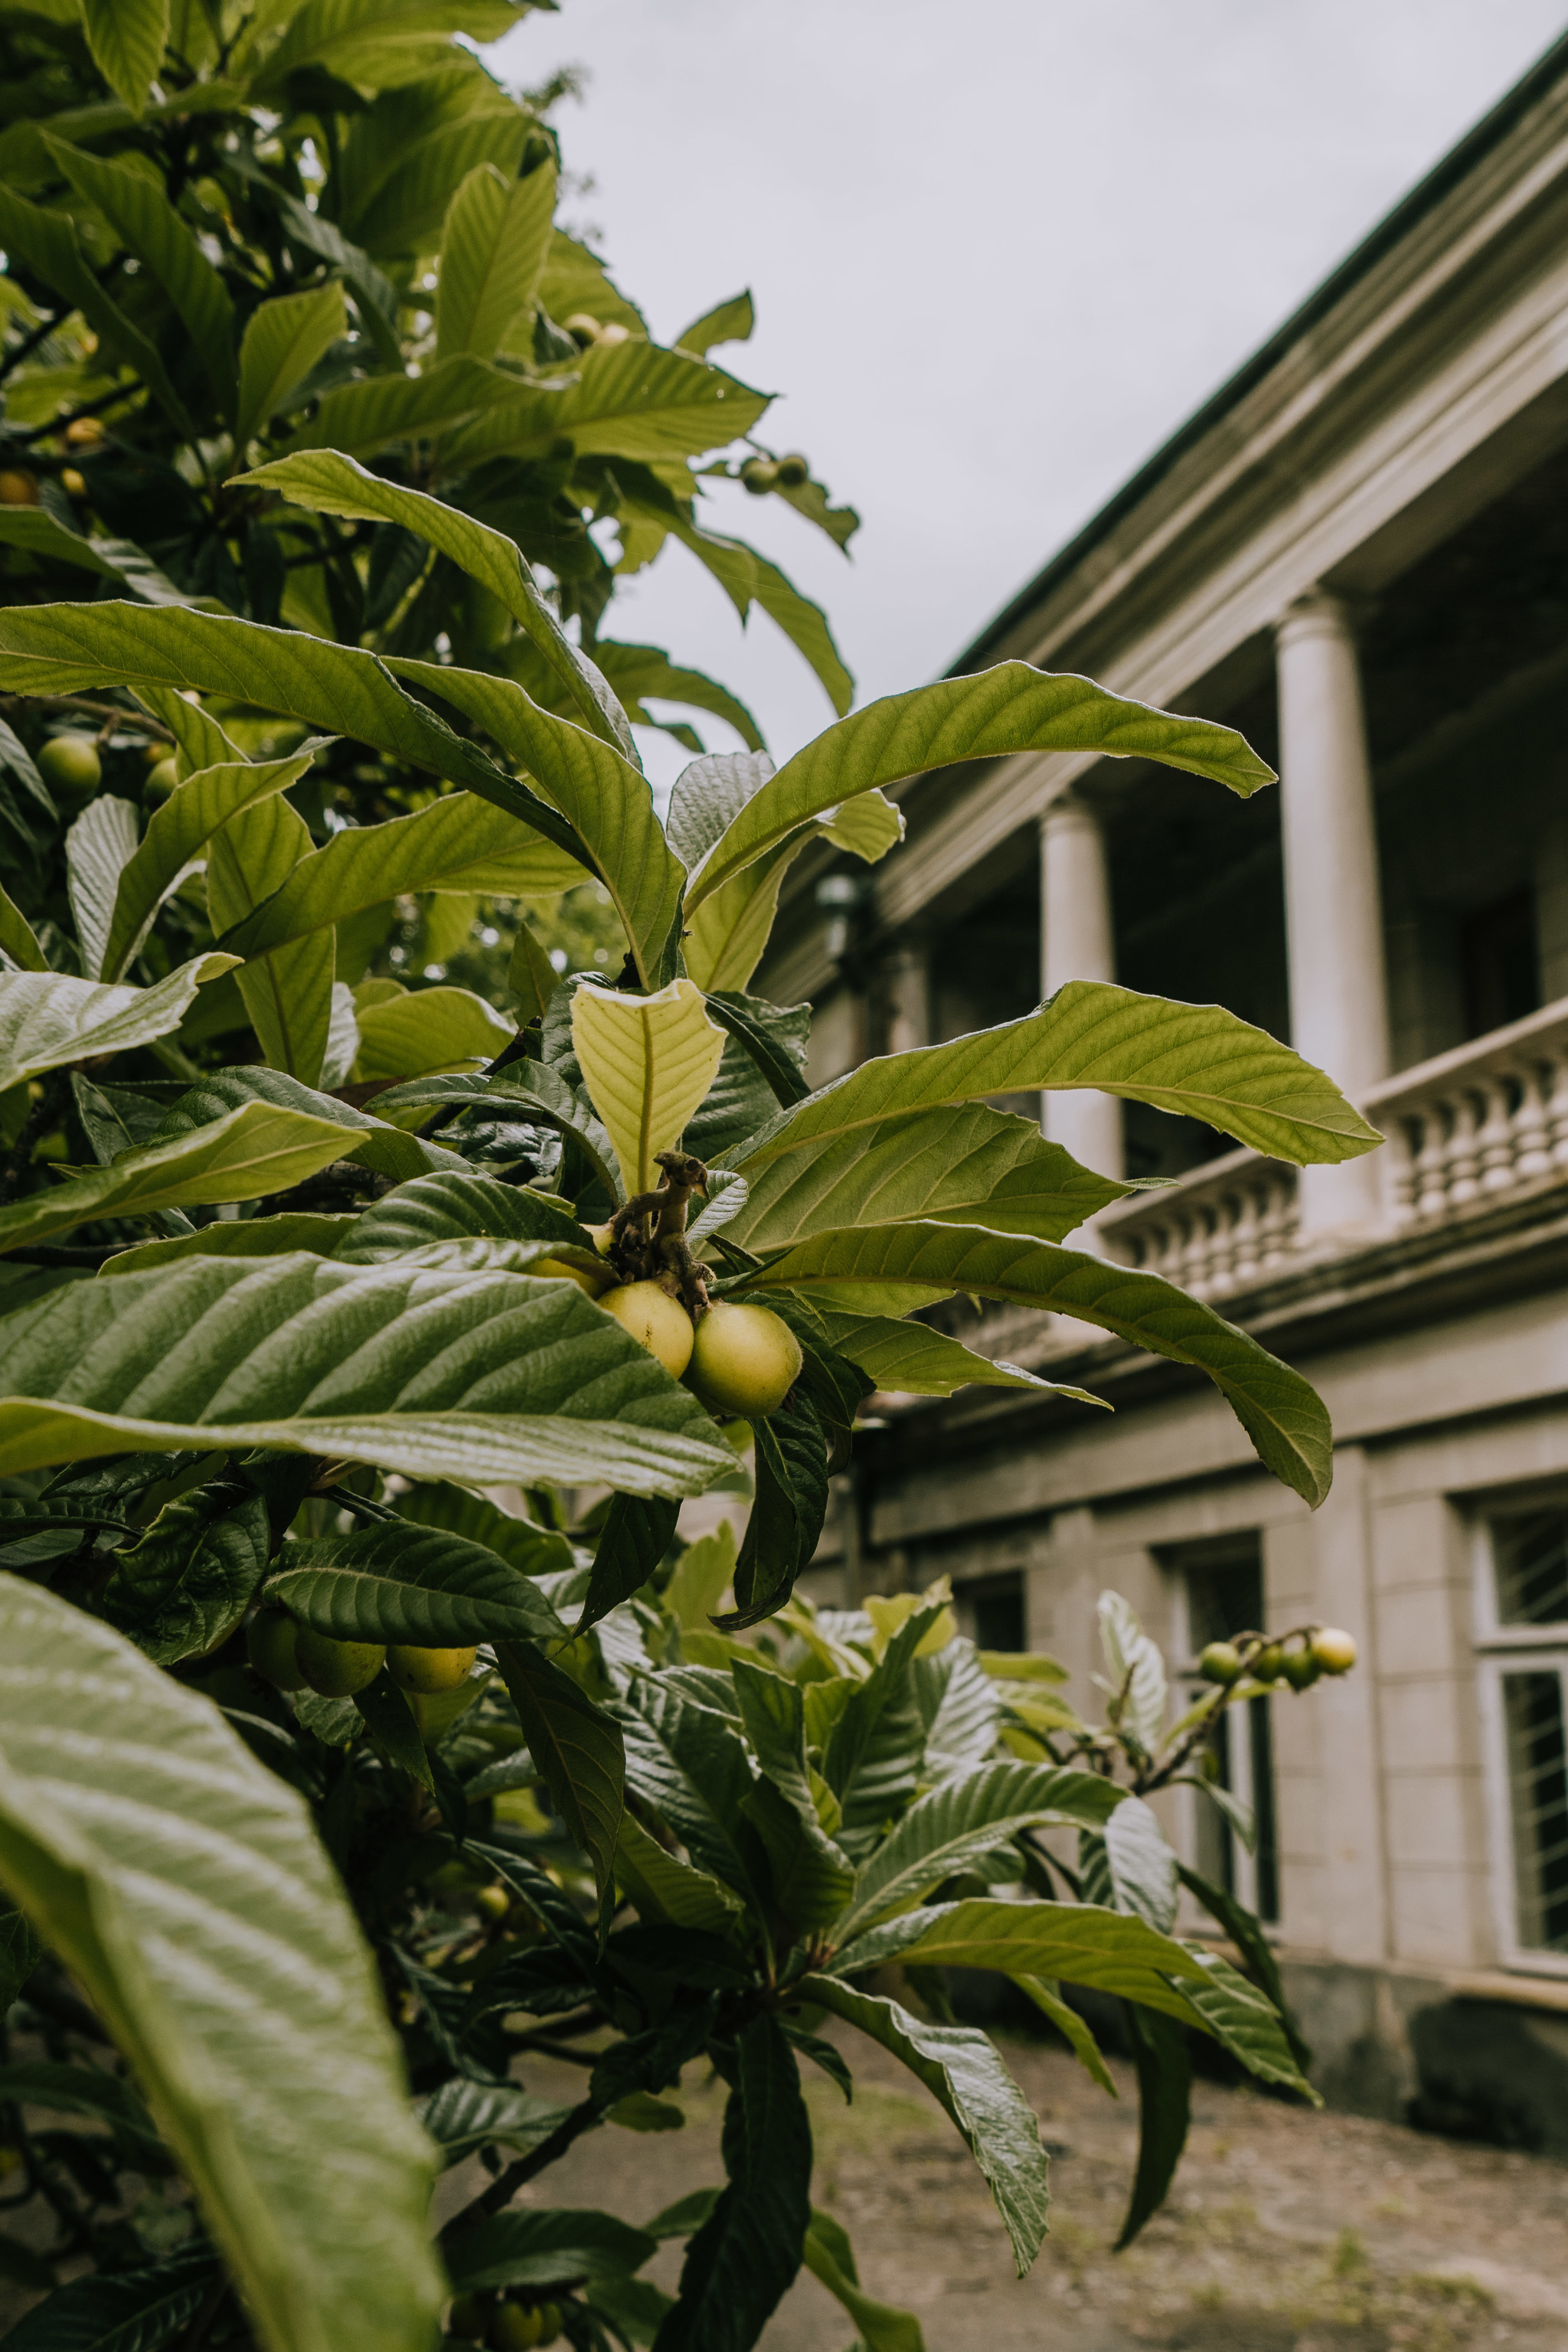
775 452 809 487
387 1642 477 1694
1279 1647 1321 1691
37 733 101 802
1249 1642 1285 1684
489 2304 544 2350
536 2308 562 2348
1198 1639 1243 1687
532 1255 606 1295
449 2293 488 2341
247 1609 309 1692
295 1629 384 1696
65 415 105 448
60 466 87 498
688 1301 802 1417
0 469 37 505
599 1280 694 1378
1309 1625 1357 1675
740 457 779 494
145 756 180 799
410 1675 483 1742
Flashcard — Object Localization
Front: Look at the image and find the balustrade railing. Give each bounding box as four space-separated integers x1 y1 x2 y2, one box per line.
1364 995 1568 1229
1096 995 1568 1301
1097 1148 1301 1302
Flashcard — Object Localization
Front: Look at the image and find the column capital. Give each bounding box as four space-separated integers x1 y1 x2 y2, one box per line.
1276 588 1355 648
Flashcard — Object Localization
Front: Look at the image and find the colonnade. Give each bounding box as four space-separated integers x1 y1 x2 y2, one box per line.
1031 590 1391 1234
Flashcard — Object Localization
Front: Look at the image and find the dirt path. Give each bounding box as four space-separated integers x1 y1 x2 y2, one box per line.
499 2030 1568 2351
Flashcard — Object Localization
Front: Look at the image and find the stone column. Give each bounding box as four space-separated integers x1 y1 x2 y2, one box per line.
1040 794 1124 1181
881 941 931 1057
1276 593 1390 1234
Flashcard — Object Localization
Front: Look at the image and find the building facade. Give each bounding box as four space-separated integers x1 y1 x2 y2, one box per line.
763 41 1568 2147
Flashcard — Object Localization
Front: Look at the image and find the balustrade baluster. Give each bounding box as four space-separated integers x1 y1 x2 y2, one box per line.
1382 1117 1417 1226
1514 1061 1554 1181
1476 1078 1517 1194
1412 1105 1450 1218
1446 1093 1482 1205
1230 1184 1263 1285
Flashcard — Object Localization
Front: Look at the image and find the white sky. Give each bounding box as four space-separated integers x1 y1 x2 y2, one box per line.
488 1 1568 786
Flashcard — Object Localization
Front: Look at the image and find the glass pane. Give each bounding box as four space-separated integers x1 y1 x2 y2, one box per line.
1502 1669 1568 1952
1491 1509 1568 1627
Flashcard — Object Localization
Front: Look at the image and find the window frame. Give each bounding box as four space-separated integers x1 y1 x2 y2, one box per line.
1473 1502 1568 1978
1169 1553 1279 1930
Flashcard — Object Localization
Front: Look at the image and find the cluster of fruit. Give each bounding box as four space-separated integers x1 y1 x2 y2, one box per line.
0 412 106 508
247 1609 475 1711
35 729 178 808
740 451 809 493
449 2293 564 2347
562 312 632 349
1197 1625 1357 1691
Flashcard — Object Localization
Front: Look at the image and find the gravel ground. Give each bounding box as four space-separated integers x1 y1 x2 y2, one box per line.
488 2027 1568 2352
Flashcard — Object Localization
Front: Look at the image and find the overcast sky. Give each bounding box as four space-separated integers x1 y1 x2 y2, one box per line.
488 1 1568 784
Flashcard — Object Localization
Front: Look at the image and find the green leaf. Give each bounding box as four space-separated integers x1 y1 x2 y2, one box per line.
242 449 635 757
570 977 726 1198
740 981 1380 1174
0 604 578 852
493 1639 624 1903
250 0 526 96
0 509 189 604
684 1001 810 1166
234 280 347 452
336 1168 587 1263
437 158 556 360
81 0 168 114
616 1671 766 1911
577 1491 678 1636
0 1899 41 2012
353 983 511 1080
44 136 237 409
701 990 811 1112
0 184 191 431
595 641 763 755
825 1602 946 1856
1177 1861 1312 2072
664 1520 737 1628
535 226 648 341
100 1486 270 1664
2 2245 220 2352
0 2058 163 2149
384 658 684 986
443 338 772 470
1116 2003 1191 2249
394 1477 576 1581
817 1312 1099 1403
415 2076 573 2170
686 664 1277 908
737 1222 1334 1509
799 1974 1049 2275
0 1098 358 1256
374 1067 621 1200
103 1214 357 1274
665 521 853 720
445 2206 657 2295
508 910 560 1026
0 1253 737 1491
836 1760 1124 1941
103 741 328 985
354 1665 433 1788
731 1658 854 1927
1098 1593 1168 1761
0 882 46 973
1080 1794 1178 1931
276 352 521 460
729 1100 1131 1253
149 1061 472 1184
0 1574 442 2352
675 291 754 357
721 1396 828 1631
1010 1975 1118 2096
655 2013 809 2352
802 2211 925 2352
65 795 140 982
268 1521 565 1648
614 1809 743 1934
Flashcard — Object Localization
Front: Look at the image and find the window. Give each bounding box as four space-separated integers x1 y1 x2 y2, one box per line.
1460 887 1538 1039
955 1572 1025 1654
1478 1503 1568 1966
1166 1539 1279 1924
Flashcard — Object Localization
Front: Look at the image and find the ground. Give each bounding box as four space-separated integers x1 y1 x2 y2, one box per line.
488 2028 1568 2351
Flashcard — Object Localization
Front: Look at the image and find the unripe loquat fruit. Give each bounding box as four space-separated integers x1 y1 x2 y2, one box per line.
1198 1640 1243 1687
37 733 100 802
145 756 180 799
1309 1625 1357 1675
688 1300 802 1418
599 1280 694 1378
247 1609 309 1691
295 1630 384 1696
0 469 38 505
387 1643 477 1694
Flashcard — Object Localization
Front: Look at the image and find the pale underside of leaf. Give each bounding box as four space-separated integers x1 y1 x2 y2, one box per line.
570 978 727 1197
0 957 239 1093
